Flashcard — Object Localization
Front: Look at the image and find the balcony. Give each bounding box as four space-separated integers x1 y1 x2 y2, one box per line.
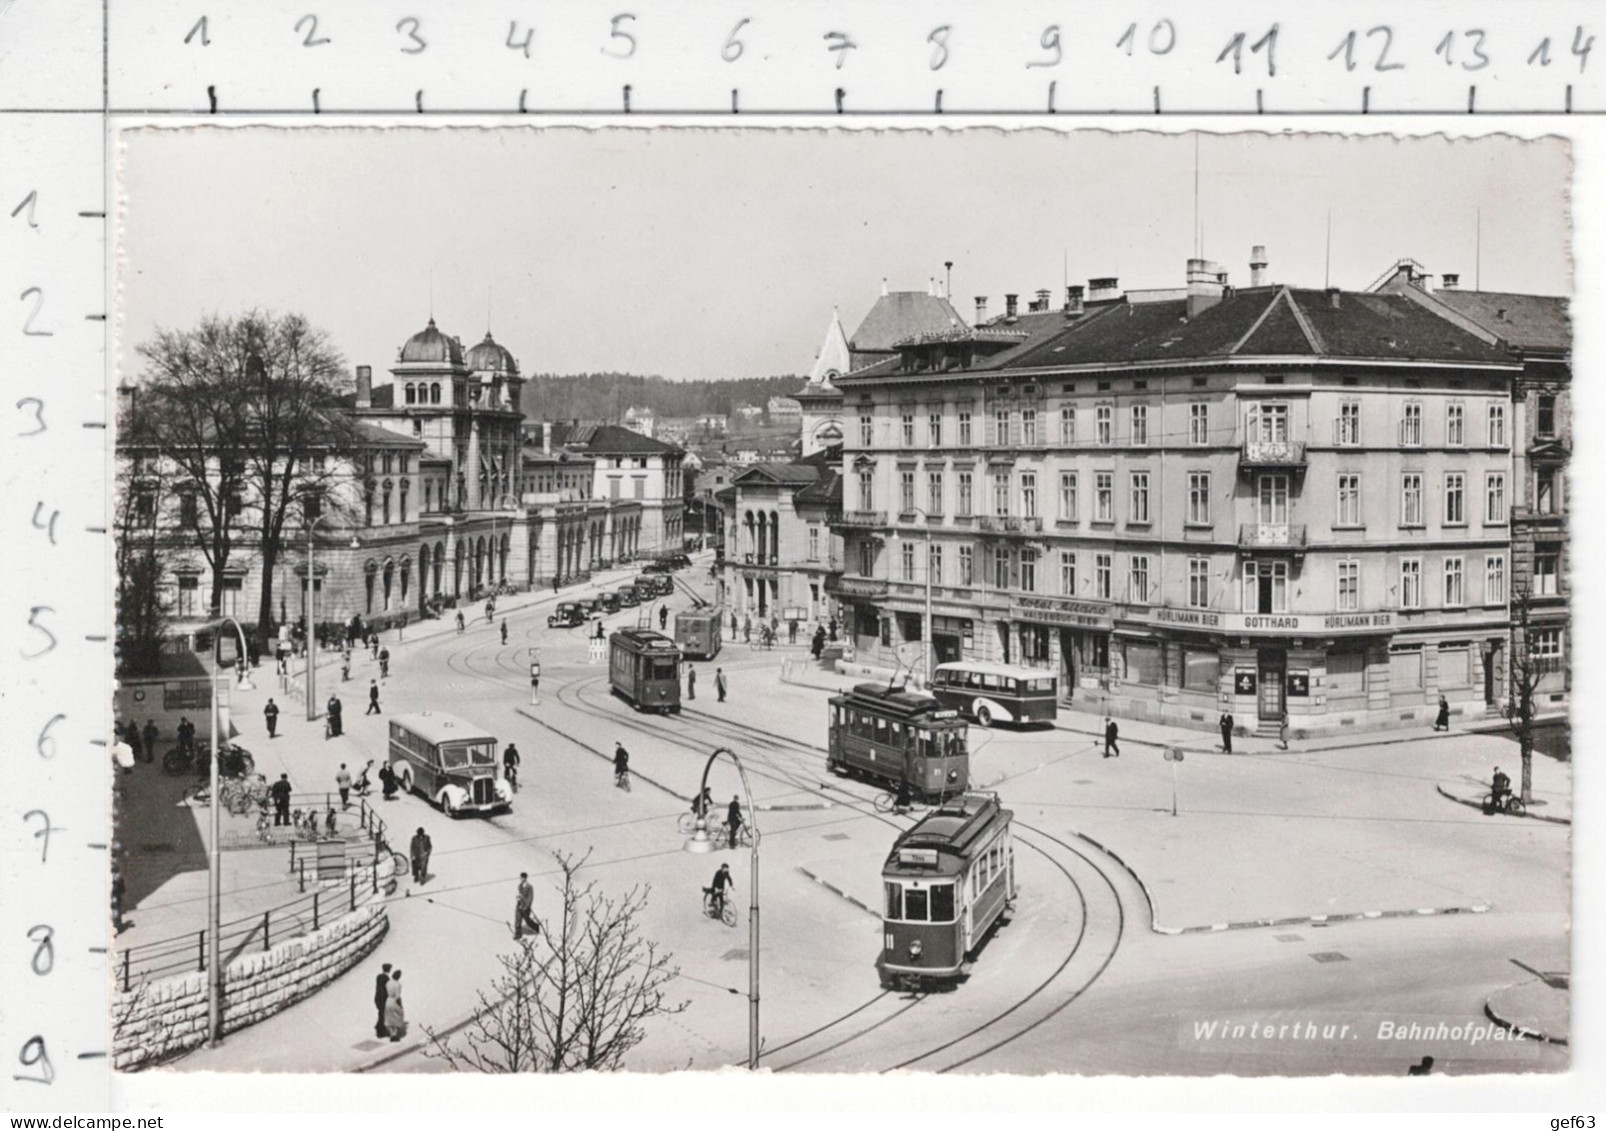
1238 440 1307 471
1237 523 1307 553
828 510 888 530
976 515 1044 536
823 574 889 600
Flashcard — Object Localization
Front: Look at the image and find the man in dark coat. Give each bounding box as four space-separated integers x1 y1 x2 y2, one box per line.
1433 695 1451 732
366 679 382 715
264 698 280 738
326 694 342 738
373 962 392 1038
514 873 541 940
141 720 158 762
658 605 669 631
828 616 838 642
1103 717 1120 758
715 667 728 703
1219 712 1234 754
270 773 292 825
811 627 826 659
727 795 744 849
409 827 432 884
687 666 697 700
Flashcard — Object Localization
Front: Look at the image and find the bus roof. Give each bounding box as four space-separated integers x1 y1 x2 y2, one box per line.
933 661 1057 681
390 711 497 746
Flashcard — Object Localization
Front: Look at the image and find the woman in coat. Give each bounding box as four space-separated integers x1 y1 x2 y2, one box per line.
385 969 406 1041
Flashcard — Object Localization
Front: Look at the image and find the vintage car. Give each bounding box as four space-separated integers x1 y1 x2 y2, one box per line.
547 601 587 629
616 585 641 608
597 592 621 614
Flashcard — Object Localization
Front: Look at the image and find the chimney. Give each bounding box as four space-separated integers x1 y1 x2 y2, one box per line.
1032 288 1052 312
1004 293 1019 321
1185 259 1226 318
542 420 552 454
1441 272 1460 290
1250 245 1268 288
356 365 372 409
1064 285 1085 317
1327 287 1341 310
1088 277 1121 303
974 296 988 324
881 277 889 297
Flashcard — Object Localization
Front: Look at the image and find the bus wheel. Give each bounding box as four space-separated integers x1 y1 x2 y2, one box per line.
399 769 413 795
442 794 459 818
975 705 992 727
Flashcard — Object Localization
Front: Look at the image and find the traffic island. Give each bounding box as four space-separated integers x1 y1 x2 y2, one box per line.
1485 974 1570 1046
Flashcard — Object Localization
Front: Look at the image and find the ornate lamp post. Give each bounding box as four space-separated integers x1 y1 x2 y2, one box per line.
203 615 251 1046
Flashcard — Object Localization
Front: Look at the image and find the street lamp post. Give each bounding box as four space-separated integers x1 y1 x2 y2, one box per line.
683 746 761 1069
203 615 252 1046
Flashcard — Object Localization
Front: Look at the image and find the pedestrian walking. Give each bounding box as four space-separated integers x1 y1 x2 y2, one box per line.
727 795 744 849
811 626 826 659
373 962 392 1038
336 763 353 809
455 610 465 634
730 611 739 637
788 619 798 644
385 969 406 1041
325 694 343 738
341 650 351 682
270 773 292 826
687 665 696 700
499 619 508 645
1433 695 1450 732
379 646 390 678
369 633 380 660
367 679 382 715
1103 716 1120 758
276 643 288 676
715 667 728 703
1218 712 1234 754
828 616 838 642
141 720 158 763
264 698 279 738
742 616 751 643
409 827 432 884
658 605 668 631
514 872 542 940
485 599 494 625
1278 711 1290 751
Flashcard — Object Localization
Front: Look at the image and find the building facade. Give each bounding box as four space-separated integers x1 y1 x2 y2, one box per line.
719 446 842 626
831 257 1536 737
530 422 688 557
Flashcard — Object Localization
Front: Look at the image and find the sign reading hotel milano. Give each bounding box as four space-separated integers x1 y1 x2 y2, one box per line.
1223 611 1394 634
1010 596 1114 630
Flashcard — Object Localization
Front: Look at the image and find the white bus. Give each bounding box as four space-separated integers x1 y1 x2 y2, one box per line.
388 711 511 816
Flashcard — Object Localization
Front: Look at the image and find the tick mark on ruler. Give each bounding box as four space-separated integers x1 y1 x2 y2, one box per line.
86 313 106 322
207 86 218 114
88 947 107 954
76 1052 107 1061
85 634 108 643
82 421 106 429
934 89 943 113
86 525 106 534
312 88 321 114
1153 85 1161 113
1467 85 1477 113
87 843 107 851
78 211 105 219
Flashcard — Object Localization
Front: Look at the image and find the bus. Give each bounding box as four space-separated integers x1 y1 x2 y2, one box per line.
930 662 1058 728
388 711 511 816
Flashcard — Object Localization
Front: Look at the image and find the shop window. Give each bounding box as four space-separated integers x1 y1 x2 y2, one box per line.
1389 648 1423 692
1328 651 1365 696
1439 645 1472 688
1183 649 1218 693
1124 641 1162 685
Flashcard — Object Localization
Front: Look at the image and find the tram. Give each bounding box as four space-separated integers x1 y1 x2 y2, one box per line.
826 682 969 800
673 607 724 661
878 792 1015 986
608 628 682 713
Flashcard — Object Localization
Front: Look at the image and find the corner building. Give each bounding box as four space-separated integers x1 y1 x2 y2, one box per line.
832 263 1528 737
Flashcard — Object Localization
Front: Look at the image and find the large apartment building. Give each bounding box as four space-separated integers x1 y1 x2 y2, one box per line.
829 254 1542 737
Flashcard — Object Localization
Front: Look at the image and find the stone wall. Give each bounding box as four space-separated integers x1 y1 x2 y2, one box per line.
112 899 389 1071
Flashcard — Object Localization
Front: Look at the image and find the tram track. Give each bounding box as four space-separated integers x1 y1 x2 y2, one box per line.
438 625 1131 1073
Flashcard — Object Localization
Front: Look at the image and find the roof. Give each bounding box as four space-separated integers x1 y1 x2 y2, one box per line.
1434 290 1571 352
804 309 852 390
933 662 1057 681
463 332 520 376
391 710 496 745
849 291 969 354
351 420 427 449
398 318 465 366
794 470 841 506
884 794 1011 877
546 421 683 456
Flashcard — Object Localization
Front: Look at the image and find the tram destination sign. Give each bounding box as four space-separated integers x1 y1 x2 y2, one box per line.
1223 612 1395 635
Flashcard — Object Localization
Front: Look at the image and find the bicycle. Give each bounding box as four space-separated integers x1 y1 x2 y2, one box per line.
677 809 715 835
714 820 754 849
873 791 919 815
702 886 738 927
1482 790 1527 817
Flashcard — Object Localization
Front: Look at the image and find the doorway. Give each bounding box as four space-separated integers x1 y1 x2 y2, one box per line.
934 634 962 665
1257 648 1285 721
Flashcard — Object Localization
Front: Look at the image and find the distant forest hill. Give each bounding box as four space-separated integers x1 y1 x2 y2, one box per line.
518 373 805 422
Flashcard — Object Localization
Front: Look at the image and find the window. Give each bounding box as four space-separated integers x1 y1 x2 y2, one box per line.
1189 402 1209 445
220 575 242 617
858 414 873 447
1183 648 1218 692
1537 393 1557 437
901 541 916 582
1400 402 1423 446
1399 559 1423 609
992 473 1010 517
857 471 874 512
1059 472 1078 521
1021 473 1038 518
994 409 1011 446
1187 472 1210 525
1328 651 1366 696
1020 549 1038 593
1096 404 1113 445
1060 551 1077 596
1337 401 1361 445
177 575 197 617
1534 550 1559 596
1248 402 1289 442
1258 474 1289 524
1337 560 1360 611
900 413 915 446
1533 628 1563 667
1243 560 1289 614
807 526 820 561
1485 554 1506 604
1094 472 1113 522
1094 553 1112 599
928 412 942 447
179 490 198 528
1400 474 1424 526
900 470 915 514
957 471 973 516
958 411 973 446
993 546 1011 589
959 545 974 586
1188 558 1210 608
1059 406 1076 444
1487 402 1507 447
927 471 944 515
1444 473 1466 525
1390 647 1424 691
1022 409 1039 446
1443 557 1465 606
1130 404 1149 446
1485 473 1506 524
1336 473 1361 526
1129 472 1150 524
929 543 943 586
1536 467 1557 515
1446 403 1465 446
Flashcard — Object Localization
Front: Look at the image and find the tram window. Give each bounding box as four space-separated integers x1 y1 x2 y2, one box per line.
904 887 930 922
890 721 903 746
467 742 494 765
649 659 678 680
946 732 967 758
930 883 956 922
915 729 932 759
874 716 889 744
885 883 902 920
853 711 872 740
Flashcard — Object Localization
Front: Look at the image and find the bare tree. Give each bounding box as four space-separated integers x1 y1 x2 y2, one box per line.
1507 585 1561 805
424 851 686 1072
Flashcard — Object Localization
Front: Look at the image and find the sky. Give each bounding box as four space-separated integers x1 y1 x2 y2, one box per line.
118 127 1571 384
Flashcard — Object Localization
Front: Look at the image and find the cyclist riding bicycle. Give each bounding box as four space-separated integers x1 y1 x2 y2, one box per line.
503 743 521 791
708 863 733 917
1491 765 1512 811
690 786 713 818
613 742 630 786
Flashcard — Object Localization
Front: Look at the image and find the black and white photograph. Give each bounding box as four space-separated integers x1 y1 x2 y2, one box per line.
107 125 1572 1082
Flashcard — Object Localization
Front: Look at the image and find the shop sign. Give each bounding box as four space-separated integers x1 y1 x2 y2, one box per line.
1010 596 1114 631
1148 607 1223 629
1233 668 1258 696
1286 670 1311 697
1222 611 1395 635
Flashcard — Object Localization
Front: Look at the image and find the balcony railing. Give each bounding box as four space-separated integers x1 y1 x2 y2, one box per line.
976 515 1044 535
1237 522 1307 549
1239 440 1307 468
828 510 888 529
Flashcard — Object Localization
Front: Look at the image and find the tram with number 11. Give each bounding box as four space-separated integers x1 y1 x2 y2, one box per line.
826 682 970 801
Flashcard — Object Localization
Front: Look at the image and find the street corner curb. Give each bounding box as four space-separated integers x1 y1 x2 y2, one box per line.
795 866 879 920
1064 830 1164 933
1166 902 1492 935
1435 783 1572 826
1483 996 1569 1047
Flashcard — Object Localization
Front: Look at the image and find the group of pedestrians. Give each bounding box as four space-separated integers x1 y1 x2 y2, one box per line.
682 665 727 702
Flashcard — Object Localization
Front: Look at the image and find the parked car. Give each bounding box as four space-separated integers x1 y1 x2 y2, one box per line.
547 602 587 629
597 592 621 614
616 585 640 608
